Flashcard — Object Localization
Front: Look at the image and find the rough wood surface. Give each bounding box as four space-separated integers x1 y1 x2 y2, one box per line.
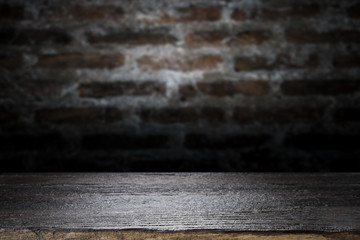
0 173 359 234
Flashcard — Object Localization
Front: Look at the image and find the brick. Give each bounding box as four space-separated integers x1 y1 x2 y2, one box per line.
37 53 124 69
0 133 66 151
196 80 269 97
286 29 360 44
87 32 176 45
285 134 360 150
200 107 225 123
235 54 318 71
348 4 360 18
231 9 246 21
261 4 320 20
0 4 24 20
184 133 270 149
334 108 360 123
281 80 360 96
185 31 228 46
53 6 124 20
233 31 271 45
35 107 122 124
0 108 18 124
232 4 320 21
83 134 168 150
0 55 22 69
0 29 72 45
138 55 222 72
78 81 166 98
141 108 198 124
333 56 360 68
233 107 323 124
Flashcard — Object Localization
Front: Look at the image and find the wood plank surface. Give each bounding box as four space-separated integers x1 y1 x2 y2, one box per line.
0 173 359 236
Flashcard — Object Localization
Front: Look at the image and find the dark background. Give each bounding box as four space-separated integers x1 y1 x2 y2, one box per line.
1 0 360 172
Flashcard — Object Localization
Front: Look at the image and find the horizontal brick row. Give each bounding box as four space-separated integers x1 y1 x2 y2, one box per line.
179 81 269 98
2 3 359 23
186 30 271 46
281 80 360 96
48 5 124 20
78 81 166 98
235 54 318 71
0 29 72 45
232 4 320 21
233 107 324 124
286 29 360 44
86 31 176 45
1 29 359 47
37 54 124 69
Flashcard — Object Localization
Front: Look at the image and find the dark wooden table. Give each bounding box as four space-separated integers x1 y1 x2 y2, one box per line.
0 173 359 240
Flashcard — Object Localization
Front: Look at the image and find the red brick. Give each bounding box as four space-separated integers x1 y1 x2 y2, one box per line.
138 55 223 72
232 4 320 21
281 80 360 96
200 107 225 124
87 32 176 45
0 4 24 20
78 81 166 98
286 29 360 43
235 54 318 71
285 134 360 150
37 53 124 69
0 28 72 45
232 31 271 45
333 56 360 68
185 133 270 149
141 108 199 124
233 107 323 124
35 107 122 124
334 108 360 123
264 4 320 20
185 31 228 47
83 134 168 150
0 133 66 151
0 55 22 69
196 81 269 97
53 6 124 20
348 4 360 18
231 9 246 21
0 108 18 124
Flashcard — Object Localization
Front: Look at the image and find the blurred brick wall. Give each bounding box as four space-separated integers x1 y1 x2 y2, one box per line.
0 0 359 171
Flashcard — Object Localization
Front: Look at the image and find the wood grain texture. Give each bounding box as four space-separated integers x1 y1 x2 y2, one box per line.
0 173 359 233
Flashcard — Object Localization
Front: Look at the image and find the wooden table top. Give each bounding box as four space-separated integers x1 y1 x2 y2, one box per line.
0 173 359 239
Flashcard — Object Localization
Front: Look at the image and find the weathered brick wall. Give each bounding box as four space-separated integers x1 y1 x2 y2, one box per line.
1 0 359 171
